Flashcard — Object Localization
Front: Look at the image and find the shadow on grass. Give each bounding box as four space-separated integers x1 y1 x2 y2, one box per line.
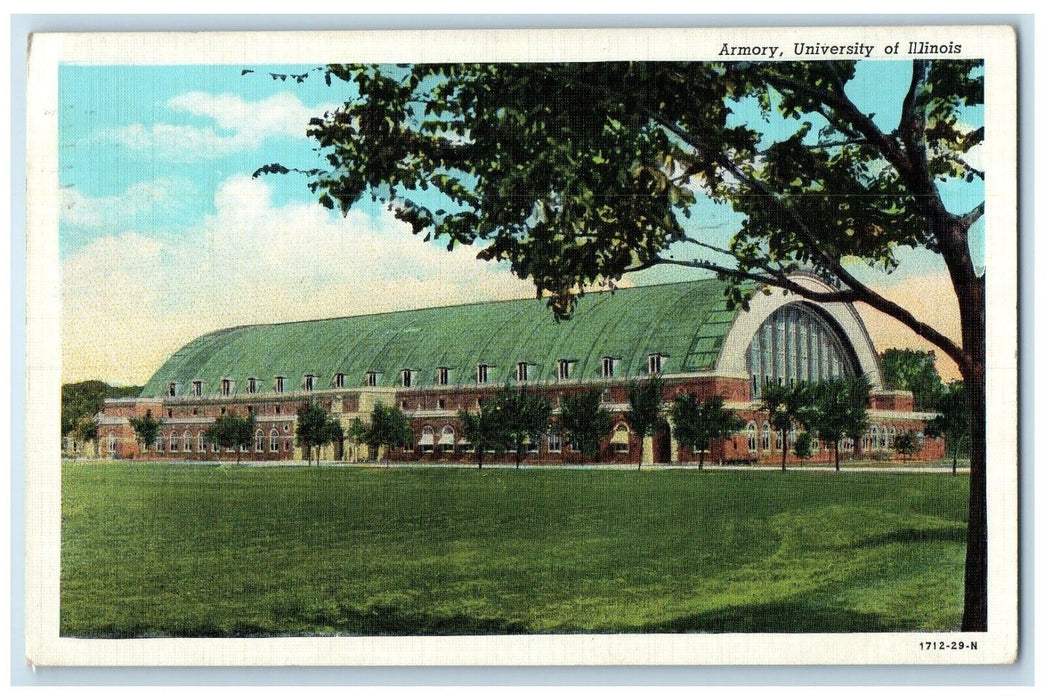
848 524 966 550
636 599 920 633
67 604 529 638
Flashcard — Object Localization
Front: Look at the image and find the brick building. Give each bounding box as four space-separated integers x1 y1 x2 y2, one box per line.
99 273 944 465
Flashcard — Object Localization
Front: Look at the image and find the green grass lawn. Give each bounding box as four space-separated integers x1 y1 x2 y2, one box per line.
61 461 969 637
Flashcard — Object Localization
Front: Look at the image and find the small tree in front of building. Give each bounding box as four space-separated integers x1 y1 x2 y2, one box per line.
760 381 816 472
206 413 256 464
925 381 970 475
128 409 161 459
458 399 508 470
296 402 344 466
793 431 814 463
893 430 922 464
806 377 871 471
626 374 663 469
352 402 414 466
496 385 552 469
670 393 744 470
558 389 613 463
73 414 100 457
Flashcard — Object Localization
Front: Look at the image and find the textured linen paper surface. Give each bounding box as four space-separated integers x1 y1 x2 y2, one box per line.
25 25 1018 666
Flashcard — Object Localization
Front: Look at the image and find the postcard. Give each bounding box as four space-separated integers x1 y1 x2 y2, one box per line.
24 25 1018 666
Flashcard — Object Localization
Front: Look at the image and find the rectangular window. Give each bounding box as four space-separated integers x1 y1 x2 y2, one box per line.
436 367 449 385
516 362 529 382
438 399 446 410
247 377 257 394
221 378 232 396
366 371 379 387
401 369 414 388
168 382 177 397
334 373 345 389
192 380 202 397
477 364 489 384
304 374 315 391
557 359 572 381
648 354 663 374
274 376 285 393
548 432 562 453
601 356 617 378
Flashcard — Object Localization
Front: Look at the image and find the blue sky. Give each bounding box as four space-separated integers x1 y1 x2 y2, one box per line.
59 61 983 385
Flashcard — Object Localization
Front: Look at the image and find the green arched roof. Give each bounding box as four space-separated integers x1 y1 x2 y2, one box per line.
141 278 743 398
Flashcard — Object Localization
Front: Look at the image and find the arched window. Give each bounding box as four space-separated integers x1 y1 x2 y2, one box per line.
419 425 435 452
170 432 179 452
888 426 896 448
775 428 783 450
612 423 631 453
746 303 857 398
871 425 880 450
440 425 456 452
270 429 279 452
197 432 205 452
255 429 264 452
762 422 771 451
154 435 163 453
108 431 117 458
746 421 757 452
182 431 191 453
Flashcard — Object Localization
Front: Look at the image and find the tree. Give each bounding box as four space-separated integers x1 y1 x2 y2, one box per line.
793 431 814 462
352 402 414 466
625 374 663 469
894 430 921 464
72 414 99 456
496 385 552 469
296 402 344 466
670 393 743 469
128 409 160 458
205 413 255 464
558 389 613 463
880 349 945 411
62 380 141 438
925 381 970 475
274 58 988 628
759 381 815 472
806 377 871 471
457 399 508 469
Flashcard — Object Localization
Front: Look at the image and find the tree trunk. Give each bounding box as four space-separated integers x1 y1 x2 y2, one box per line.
780 429 788 472
961 353 987 631
698 444 705 470
834 440 840 471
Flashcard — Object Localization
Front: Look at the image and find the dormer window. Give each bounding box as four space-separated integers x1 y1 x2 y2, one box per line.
304 374 315 391
516 362 532 382
477 364 490 385
401 369 416 388
601 356 618 378
557 359 575 381
436 367 450 386
334 372 345 389
220 378 233 397
168 382 177 397
191 380 202 397
274 376 285 393
648 353 665 375
365 371 380 387
246 377 257 394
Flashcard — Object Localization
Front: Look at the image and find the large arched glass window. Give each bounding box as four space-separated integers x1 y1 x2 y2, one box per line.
761 422 771 451
746 421 757 452
270 429 279 452
170 432 179 452
182 431 191 453
746 303 857 398
255 429 264 452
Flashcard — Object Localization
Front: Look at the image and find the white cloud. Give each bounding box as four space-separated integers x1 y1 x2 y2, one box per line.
60 177 198 231
62 175 535 385
105 91 336 161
